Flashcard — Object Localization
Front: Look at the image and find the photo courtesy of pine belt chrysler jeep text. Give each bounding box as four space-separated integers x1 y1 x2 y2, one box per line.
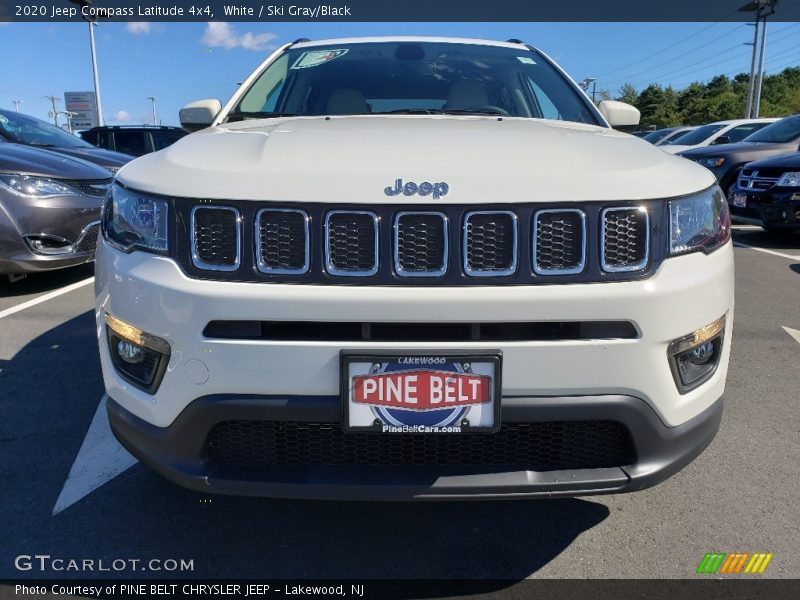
96 37 734 500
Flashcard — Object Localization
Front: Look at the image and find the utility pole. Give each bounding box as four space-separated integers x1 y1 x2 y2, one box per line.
753 20 769 117
740 0 778 118
88 21 104 126
147 96 158 126
12 100 23 112
45 95 60 126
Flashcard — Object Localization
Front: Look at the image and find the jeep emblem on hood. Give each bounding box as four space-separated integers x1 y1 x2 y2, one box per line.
384 179 449 200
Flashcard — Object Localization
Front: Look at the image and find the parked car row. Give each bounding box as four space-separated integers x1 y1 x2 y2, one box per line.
0 109 186 279
640 114 800 231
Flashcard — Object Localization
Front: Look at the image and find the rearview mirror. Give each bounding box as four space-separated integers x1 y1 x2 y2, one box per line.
179 99 222 132
712 135 730 145
598 100 641 130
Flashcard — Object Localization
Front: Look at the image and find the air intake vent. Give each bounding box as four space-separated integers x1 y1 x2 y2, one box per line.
463 211 517 276
191 206 240 271
325 211 379 276
56 178 112 197
533 209 586 275
394 212 448 276
601 207 649 272
255 209 309 274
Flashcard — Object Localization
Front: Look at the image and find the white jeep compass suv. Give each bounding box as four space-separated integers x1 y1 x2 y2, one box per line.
96 37 733 499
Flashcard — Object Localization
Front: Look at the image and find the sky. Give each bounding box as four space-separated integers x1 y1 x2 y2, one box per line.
1 21 799 126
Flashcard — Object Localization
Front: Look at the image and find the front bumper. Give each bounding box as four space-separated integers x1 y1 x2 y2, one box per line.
730 187 800 228
0 191 101 274
108 393 723 500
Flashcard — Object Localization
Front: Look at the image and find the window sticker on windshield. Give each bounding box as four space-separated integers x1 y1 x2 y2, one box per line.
517 56 536 65
291 49 349 70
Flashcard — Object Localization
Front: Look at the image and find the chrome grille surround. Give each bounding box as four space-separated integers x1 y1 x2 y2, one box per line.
324 210 380 277
190 205 241 272
255 208 310 275
393 211 449 277
600 207 649 273
532 208 586 275
463 210 518 277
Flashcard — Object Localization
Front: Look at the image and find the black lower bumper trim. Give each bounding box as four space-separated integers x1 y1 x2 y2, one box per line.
107 394 723 500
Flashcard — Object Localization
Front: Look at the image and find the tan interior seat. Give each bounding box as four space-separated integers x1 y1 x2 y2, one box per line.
326 89 371 115
445 80 490 110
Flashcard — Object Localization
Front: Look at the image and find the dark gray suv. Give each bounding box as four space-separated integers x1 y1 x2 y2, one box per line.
0 144 112 276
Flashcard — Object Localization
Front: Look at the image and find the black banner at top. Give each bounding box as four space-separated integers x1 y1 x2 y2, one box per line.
2 0 800 22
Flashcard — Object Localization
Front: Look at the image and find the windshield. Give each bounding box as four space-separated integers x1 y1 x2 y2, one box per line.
0 109 94 148
643 128 674 143
743 115 800 143
664 123 725 146
231 41 600 125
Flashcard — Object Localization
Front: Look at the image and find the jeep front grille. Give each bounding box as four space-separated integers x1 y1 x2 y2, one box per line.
174 200 660 285
533 209 586 275
325 211 379 276
601 207 649 272
256 209 309 274
394 212 448 276
464 211 518 276
190 206 240 271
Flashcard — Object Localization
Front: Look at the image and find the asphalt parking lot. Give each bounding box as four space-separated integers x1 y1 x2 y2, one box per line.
1 225 798 582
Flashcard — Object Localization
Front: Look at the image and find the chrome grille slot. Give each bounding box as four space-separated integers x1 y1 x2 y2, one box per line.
55 178 113 197
738 169 780 191
74 222 100 254
533 209 586 275
394 211 448 276
601 207 649 272
191 206 240 271
325 211 379 276
255 209 309 274
463 211 517 276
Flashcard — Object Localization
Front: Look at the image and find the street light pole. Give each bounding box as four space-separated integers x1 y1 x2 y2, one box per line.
147 96 158 126
88 20 104 126
753 20 769 117
12 100 23 112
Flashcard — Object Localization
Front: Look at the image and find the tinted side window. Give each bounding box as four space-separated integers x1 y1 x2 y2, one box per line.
113 131 147 155
150 131 185 151
81 131 98 144
97 131 112 149
726 123 766 143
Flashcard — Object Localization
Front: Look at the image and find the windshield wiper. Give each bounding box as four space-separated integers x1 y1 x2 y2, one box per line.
29 142 57 147
226 111 301 121
375 108 507 116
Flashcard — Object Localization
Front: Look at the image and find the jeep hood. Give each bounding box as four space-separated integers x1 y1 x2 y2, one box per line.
117 116 715 203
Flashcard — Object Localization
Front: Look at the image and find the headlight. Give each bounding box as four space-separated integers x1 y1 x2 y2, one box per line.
777 172 800 187
0 173 81 198
669 186 730 255
695 157 725 168
102 183 168 253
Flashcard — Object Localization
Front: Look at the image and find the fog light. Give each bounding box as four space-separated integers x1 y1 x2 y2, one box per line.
105 313 170 392
668 315 726 393
117 340 145 364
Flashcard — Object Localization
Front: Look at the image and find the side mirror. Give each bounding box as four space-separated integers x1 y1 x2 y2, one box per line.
598 100 641 130
712 135 730 145
179 99 222 132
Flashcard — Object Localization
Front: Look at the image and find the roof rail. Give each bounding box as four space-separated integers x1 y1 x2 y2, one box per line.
292 38 310 44
506 38 525 44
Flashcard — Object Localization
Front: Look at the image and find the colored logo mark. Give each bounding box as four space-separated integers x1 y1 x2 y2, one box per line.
696 552 773 574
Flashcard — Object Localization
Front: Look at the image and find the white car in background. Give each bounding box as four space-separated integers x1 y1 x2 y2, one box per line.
661 118 778 154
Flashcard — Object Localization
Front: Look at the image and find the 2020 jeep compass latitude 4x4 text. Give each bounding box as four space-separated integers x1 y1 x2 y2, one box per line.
96 37 733 499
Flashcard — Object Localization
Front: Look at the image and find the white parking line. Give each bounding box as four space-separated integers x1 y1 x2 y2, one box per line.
0 277 94 320
732 243 800 261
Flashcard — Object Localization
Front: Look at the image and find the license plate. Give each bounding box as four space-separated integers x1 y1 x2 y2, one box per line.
341 352 502 433
733 193 747 208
